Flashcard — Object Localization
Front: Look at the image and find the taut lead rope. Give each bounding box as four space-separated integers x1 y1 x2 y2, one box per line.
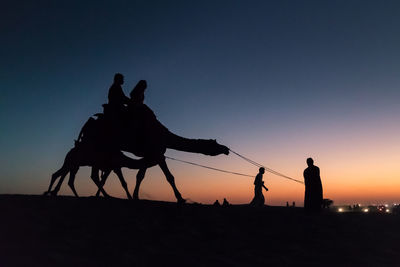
165 156 254 177
165 148 304 185
229 149 304 184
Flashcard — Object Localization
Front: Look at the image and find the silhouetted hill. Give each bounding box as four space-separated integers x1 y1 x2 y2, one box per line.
0 195 398 266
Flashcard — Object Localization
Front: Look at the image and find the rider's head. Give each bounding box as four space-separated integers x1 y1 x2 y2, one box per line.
114 73 124 85
259 167 265 174
130 80 147 103
306 157 314 167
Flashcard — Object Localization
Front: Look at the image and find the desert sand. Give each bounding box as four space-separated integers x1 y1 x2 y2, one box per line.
0 195 398 266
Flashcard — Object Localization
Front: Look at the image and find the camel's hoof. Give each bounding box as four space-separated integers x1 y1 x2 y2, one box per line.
177 198 186 205
50 191 58 197
43 191 49 196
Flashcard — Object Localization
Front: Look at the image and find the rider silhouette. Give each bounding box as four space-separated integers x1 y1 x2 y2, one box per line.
130 80 147 104
108 73 129 107
129 80 169 142
129 80 157 122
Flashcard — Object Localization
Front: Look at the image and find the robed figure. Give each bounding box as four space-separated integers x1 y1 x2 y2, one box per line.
250 167 267 207
303 158 323 212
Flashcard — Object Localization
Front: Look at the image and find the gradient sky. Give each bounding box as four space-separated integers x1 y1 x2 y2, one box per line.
1 0 400 205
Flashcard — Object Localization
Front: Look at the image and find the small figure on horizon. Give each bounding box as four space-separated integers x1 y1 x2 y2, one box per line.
213 200 221 206
322 198 333 209
292 201 295 207
286 201 289 207
108 73 130 107
223 198 230 207
303 157 323 212
250 167 268 207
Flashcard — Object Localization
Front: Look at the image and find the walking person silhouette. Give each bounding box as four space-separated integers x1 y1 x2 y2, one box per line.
250 167 268 207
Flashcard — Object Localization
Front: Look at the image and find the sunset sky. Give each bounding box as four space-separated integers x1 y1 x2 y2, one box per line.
1 0 399 205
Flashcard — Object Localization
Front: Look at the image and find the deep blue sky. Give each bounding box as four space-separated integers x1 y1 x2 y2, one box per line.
1 1 400 204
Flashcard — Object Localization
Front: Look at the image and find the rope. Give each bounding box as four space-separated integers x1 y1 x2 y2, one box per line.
229 149 304 184
166 150 304 185
229 150 264 168
165 156 254 177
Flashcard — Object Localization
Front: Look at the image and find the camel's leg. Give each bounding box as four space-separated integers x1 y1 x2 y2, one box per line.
68 167 79 197
51 170 69 196
92 168 101 197
95 169 112 198
159 159 185 203
44 167 66 195
48 148 75 196
133 168 147 200
90 167 100 187
113 168 132 200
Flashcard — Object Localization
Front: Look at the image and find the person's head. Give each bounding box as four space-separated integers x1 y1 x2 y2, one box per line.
259 167 265 174
114 73 124 85
306 157 314 167
130 80 147 103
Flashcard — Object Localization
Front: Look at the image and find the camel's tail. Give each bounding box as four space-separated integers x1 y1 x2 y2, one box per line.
165 131 229 156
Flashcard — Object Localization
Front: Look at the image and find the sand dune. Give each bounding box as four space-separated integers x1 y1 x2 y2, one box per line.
0 195 398 266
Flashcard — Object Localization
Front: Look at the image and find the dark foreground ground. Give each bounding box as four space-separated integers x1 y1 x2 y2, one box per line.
0 195 399 267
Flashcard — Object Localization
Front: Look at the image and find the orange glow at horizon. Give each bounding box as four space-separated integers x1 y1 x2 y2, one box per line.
31 113 400 206
52 140 400 206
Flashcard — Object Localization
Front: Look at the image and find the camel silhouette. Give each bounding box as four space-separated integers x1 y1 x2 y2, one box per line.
47 112 228 203
43 142 158 199
47 77 229 203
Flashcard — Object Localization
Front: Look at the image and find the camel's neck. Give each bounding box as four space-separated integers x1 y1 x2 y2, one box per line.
165 132 229 156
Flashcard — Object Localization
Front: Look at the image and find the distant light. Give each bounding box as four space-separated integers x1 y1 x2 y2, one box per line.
363 208 369 213
386 209 390 213
384 204 389 207
338 208 343 212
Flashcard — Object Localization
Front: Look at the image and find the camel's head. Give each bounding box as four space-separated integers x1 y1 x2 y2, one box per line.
202 139 229 156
